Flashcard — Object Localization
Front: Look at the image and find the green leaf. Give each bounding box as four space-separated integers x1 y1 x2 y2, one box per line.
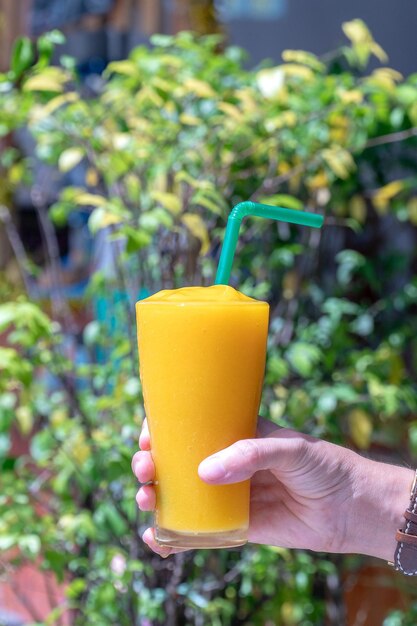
66 578 87 599
18 534 41 557
258 194 303 211
150 34 174 48
83 321 101 346
11 37 34 78
0 535 16 551
37 31 65 68
266 355 289 382
286 342 321 377
123 225 152 253
336 250 366 286
191 191 223 215
0 433 10 457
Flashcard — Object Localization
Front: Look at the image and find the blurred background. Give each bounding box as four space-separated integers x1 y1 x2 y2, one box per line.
1 1 417 625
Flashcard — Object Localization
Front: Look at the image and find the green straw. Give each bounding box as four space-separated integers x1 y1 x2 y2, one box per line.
215 201 324 285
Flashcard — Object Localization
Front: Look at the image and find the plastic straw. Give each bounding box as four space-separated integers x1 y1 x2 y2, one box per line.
215 201 324 285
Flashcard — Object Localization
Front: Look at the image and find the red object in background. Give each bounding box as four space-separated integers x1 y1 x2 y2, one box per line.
0 430 71 625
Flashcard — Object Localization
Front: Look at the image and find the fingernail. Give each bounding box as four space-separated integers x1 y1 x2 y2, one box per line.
199 456 226 481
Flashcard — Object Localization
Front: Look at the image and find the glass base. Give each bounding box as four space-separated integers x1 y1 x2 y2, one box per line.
155 526 248 549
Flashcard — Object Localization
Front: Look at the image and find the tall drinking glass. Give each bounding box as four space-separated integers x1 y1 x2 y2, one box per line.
136 285 269 548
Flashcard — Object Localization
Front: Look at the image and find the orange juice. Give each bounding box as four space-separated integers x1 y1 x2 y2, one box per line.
136 285 269 548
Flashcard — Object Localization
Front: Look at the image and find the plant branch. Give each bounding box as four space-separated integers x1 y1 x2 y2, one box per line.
31 183 77 333
364 126 417 149
0 204 34 295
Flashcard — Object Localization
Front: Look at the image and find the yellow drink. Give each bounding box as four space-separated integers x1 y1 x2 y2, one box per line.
136 285 269 548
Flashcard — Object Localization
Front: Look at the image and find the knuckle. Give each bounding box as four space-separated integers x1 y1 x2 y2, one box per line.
235 439 260 466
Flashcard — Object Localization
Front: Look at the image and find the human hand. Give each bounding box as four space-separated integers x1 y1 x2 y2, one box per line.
132 417 413 561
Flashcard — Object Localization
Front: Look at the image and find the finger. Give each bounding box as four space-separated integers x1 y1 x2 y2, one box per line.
131 450 155 483
142 527 188 558
136 485 156 511
198 429 309 484
139 418 151 451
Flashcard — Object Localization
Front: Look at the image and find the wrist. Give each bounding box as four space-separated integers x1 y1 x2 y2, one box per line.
343 454 414 561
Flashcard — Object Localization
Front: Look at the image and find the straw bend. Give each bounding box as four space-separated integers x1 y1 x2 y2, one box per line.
215 201 324 285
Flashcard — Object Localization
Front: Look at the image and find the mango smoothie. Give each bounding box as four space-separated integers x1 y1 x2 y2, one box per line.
136 285 269 548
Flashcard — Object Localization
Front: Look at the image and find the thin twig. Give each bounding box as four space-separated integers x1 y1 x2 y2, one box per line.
31 183 77 333
0 204 34 295
364 126 417 149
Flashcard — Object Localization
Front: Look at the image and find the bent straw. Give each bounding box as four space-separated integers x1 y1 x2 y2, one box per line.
215 201 324 285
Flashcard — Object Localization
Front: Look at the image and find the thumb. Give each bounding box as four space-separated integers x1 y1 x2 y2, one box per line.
198 432 306 484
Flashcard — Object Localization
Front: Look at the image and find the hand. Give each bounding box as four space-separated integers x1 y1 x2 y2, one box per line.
132 417 413 560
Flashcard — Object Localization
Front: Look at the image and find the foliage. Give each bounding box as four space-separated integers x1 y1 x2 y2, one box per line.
1 19 417 625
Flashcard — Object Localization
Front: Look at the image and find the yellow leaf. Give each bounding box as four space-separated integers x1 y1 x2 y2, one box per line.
181 213 210 255
235 88 258 113
408 198 417 225
342 19 373 45
270 400 286 421
86 168 99 187
265 111 297 131
88 207 122 234
24 75 64 92
58 147 84 173
183 78 216 99
370 42 389 63
135 86 163 107
342 19 388 65
373 180 405 213
16 406 33 435
71 432 91 464
338 89 363 104
50 409 67 426
24 67 69 92
192 193 222 215
282 270 298 300
349 195 367 223
348 409 373 449
409 102 417 126
279 64 314 81
151 191 181 215
368 68 402 91
322 148 355 179
307 170 328 190
329 113 348 143
106 60 137 76
179 113 201 126
36 92 79 117
175 171 205 189
152 77 174 93
282 50 325 72
74 192 106 207
218 102 243 120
